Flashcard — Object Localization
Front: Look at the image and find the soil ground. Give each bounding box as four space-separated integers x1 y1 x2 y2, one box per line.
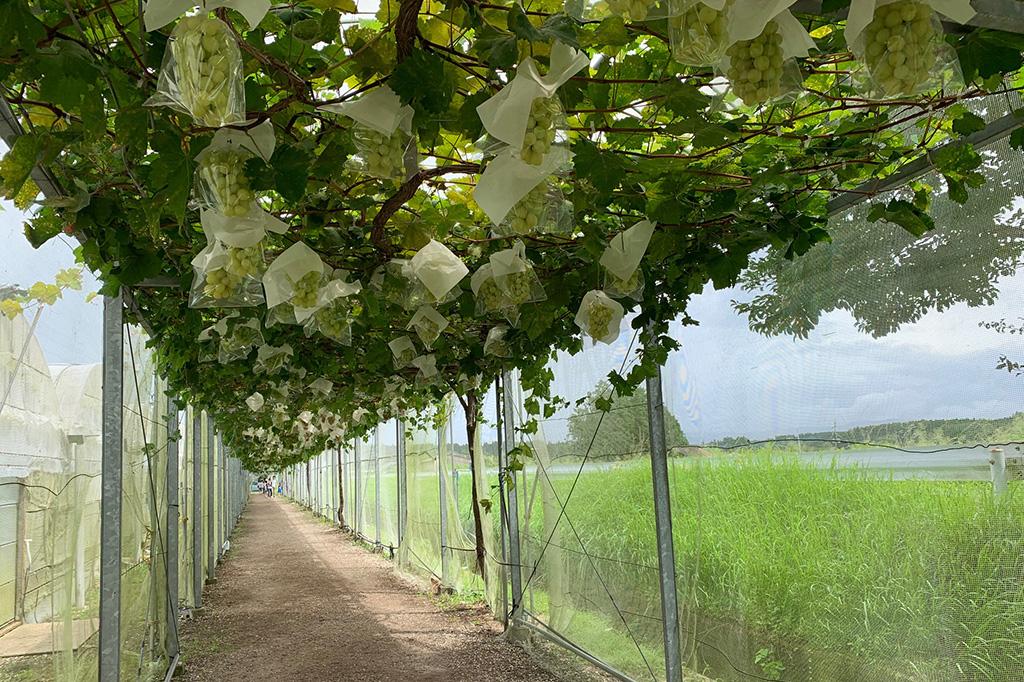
178 494 592 681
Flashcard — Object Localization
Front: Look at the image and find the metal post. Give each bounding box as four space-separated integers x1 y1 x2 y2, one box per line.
99 293 123 682
644 325 684 682
353 439 361 535
991 448 1008 496
397 419 406 547
206 416 216 582
494 378 509 626
219 434 226 556
437 414 450 587
192 412 203 608
166 398 180 660
501 371 524 622
374 425 382 545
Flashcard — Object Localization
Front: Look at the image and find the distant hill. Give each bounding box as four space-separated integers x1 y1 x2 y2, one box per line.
711 413 1024 451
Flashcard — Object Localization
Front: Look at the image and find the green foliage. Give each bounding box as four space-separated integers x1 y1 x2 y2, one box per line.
0 0 1021 469
567 380 687 460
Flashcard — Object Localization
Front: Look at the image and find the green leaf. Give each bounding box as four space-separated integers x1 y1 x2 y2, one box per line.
115 106 149 157
0 134 40 200
270 145 312 202
1010 127 1024 151
867 199 935 237
951 111 985 137
390 49 456 115
473 24 518 70
507 4 542 42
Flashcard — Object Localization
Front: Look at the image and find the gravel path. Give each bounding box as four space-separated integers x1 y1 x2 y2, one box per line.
178 494 565 681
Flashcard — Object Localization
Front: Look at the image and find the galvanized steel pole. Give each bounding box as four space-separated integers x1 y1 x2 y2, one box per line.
374 425 382 545
353 439 361 534
99 293 123 682
219 434 226 556
644 324 684 682
437 417 450 586
166 397 180 659
494 378 509 626
501 371 524 622
192 412 203 608
206 416 216 582
397 420 406 547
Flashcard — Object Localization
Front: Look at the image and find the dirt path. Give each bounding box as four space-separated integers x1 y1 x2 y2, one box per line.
178 494 565 681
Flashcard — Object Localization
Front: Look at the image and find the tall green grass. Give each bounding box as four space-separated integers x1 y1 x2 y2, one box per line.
517 454 1024 681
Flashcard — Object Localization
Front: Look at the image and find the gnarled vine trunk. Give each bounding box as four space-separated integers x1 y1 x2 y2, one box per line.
462 388 487 580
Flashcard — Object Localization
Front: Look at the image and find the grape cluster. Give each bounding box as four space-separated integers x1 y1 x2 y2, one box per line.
587 299 614 340
863 2 938 96
173 16 240 126
506 184 547 235
356 127 407 181
521 98 557 165
609 270 641 296
225 246 262 279
501 270 535 305
607 0 652 22
200 149 253 216
725 20 785 106
414 317 441 345
394 345 417 367
477 276 510 313
670 1 730 65
313 303 352 342
291 271 322 309
203 267 241 300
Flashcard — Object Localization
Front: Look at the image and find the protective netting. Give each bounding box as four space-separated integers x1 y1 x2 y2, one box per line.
655 137 1024 682
0 281 247 682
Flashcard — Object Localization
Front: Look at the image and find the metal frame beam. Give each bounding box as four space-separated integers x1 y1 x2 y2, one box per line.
207 416 216 581
644 325 684 682
501 371 524 623
99 294 123 682
192 412 203 609
165 397 180 660
827 111 1024 216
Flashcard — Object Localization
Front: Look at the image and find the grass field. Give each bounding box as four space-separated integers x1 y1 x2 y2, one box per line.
328 448 1024 681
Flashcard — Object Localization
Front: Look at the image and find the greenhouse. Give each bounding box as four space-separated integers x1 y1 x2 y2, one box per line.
0 0 1022 679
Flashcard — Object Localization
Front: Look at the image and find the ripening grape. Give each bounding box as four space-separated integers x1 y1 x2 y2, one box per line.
670 1 731 66
393 345 417 367
312 302 352 342
203 267 241 300
725 20 785 106
520 98 557 166
610 269 641 295
291 271 322 309
607 0 652 22
199 149 253 217
587 299 614 340
863 1 939 96
502 271 535 305
225 246 262 278
172 16 241 126
414 317 441 345
477 276 510 313
506 184 547 235
355 127 407 181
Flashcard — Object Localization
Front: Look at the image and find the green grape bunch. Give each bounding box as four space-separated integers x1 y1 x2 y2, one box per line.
290 271 322 309
863 2 939 96
725 20 785 106
172 16 241 126
502 270 535 305
199 149 253 217
415 317 441 343
670 1 730 65
356 127 407 181
477 277 510 313
394 346 416 367
203 267 241 300
506 184 547 235
587 299 614 340
606 0 652 22
521 98 558 165
609 269 642 296
313 303 351 341
225 246 262 279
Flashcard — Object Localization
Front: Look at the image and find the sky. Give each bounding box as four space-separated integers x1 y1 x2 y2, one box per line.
0 197 102 366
